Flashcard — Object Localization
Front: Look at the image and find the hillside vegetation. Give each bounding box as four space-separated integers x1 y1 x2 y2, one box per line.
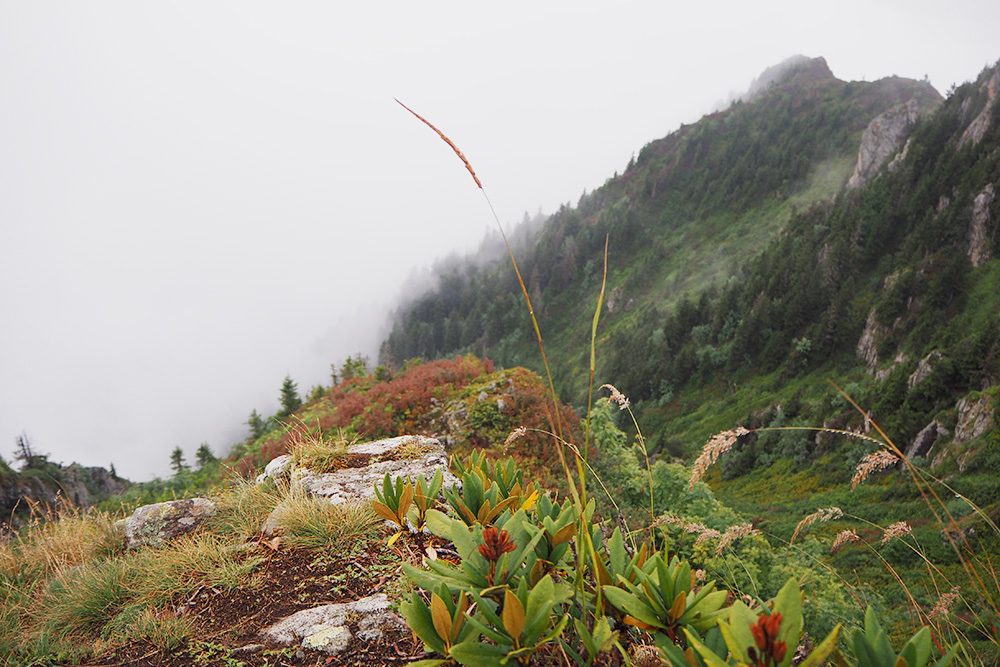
3 55 999 666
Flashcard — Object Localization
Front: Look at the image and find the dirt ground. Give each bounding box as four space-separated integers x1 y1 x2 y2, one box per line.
78 543 428 667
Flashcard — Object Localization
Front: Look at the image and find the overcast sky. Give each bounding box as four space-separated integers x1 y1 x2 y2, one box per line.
2 2 998 481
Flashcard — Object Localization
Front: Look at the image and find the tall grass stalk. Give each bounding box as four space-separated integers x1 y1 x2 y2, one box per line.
396 99 603 606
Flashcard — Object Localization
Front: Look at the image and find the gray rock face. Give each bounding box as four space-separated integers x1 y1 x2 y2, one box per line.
908 351 944 390
1 463 130 529
905 420 948 460
968 183 995 267
959 65 1000 148
258 594 404 655
124 497 217 548
856 309 883 374
291 435 458 505
847 99 919 189
954 394 994 444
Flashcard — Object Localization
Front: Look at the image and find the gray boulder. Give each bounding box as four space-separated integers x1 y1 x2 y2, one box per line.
124 497 217 548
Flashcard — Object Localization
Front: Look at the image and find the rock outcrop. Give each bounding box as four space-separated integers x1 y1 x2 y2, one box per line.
847 99 919 189
260 435 458 537
954 394 994 444
0 463 130 529
124 497 217 549
905 420 948 460
968 183 995 267
856 309 883 374
959 65 1000 148
908 351 944 390
258 594 405 656
289 435 457 505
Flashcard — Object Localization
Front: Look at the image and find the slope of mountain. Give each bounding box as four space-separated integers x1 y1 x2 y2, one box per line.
381 56 942 403
381 54 1000 537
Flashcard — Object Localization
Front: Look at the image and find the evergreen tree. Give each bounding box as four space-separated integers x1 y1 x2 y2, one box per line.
339 355 369 382
169 446 189 476
246 409 266 439
13 432 48 470
195 443 216 468
277 375 302 421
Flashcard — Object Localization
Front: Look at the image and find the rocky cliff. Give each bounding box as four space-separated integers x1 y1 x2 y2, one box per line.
0 462 130 528
847 99 920 189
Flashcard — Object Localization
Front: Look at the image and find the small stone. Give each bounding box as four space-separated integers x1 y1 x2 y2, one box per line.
229 644 265 657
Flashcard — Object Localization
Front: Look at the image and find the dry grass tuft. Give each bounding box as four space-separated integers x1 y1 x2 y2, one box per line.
265 495 382 550
0 503 124 582
285 420 351 473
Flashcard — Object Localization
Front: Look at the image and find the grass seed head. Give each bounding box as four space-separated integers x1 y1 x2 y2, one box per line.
880 521 912 545
831 529 861 553
790 507 843 544
851 450 899 489
928 586 961 620
689 426 749 490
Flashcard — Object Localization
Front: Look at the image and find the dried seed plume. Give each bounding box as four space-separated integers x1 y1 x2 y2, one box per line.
880 521 912 545
600 383 630 411
851 450 899 489
395 99 482 189
831 529 861 552
689 426 749 490
790 507 843 544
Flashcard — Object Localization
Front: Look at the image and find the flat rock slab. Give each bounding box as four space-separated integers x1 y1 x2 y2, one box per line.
291 435 459 505
124 497 217 549
258 594 404 655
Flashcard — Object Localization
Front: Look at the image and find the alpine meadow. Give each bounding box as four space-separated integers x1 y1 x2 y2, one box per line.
2 54 1000 666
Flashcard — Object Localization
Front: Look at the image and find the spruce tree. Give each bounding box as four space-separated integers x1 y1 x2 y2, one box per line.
246 409 266 439
195 443 216 468
169 446 189 476
277 375 301 421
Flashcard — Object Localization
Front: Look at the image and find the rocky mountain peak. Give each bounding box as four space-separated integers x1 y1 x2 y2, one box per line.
744 55 834 100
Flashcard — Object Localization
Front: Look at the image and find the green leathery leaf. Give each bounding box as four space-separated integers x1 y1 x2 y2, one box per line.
398 592 447 655
523 575 556 644
721 600 757 665
425 508 453 539
685 627 736 667
772 577 804 667
449 641 509 667
898 627 931 667
601 585 664 630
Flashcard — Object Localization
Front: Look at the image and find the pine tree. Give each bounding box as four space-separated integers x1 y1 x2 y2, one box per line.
169 447 189 476
12 432 48 470
246 409 266 439
277 375 302 421
195 443 216 468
